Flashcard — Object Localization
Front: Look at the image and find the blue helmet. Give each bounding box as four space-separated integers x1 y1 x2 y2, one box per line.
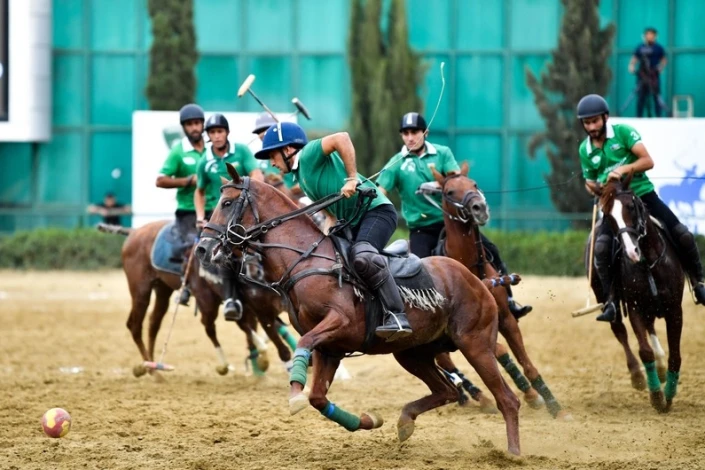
254 122 308 160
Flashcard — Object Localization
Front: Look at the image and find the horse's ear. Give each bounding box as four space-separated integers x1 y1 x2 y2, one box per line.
460 161 470 176
220 176 229 185
622 170 635 189
226 162 241 183
430 164 445 185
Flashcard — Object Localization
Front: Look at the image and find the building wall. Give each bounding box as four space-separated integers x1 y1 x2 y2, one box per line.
1 0 704 232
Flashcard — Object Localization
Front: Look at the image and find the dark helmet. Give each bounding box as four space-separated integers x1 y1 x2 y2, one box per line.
254 122 308 160
252 112 278 134
205 113 229 132
400 112 427 132
576 94 609 119
179 103 205 124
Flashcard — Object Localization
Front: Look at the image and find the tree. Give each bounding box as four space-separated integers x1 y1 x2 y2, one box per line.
348 0 424 176
525 0 615 218
145 0 198 110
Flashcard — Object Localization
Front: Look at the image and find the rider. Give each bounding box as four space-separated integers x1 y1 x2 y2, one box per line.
155 103 206 306
195 113 264 321
577 93 705 322
254 121 412 340
252 112 299 191
378 112 532 320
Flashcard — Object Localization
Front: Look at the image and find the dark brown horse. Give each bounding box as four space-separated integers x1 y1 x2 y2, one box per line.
589 177 684 412
99 220 295 379
429 163 570 420
196 165 522 455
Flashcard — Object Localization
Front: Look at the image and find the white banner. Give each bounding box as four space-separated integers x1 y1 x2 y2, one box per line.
609 118 705 234
131 111 296 228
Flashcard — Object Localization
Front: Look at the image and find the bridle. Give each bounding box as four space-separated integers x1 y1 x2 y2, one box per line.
419 174 487 224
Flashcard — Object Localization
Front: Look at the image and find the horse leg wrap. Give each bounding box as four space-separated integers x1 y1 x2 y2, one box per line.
664 370 679 401
498 353 531 393
289 348 311 387
278 324 298 351
320 401 361 432
643 361 661 393
530 376 562 417
247 348 265 376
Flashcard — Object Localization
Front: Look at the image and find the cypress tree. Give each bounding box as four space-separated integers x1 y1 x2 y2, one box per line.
525 0 615 218
145 0 198 110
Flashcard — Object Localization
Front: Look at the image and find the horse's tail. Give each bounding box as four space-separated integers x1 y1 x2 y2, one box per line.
483 273 521 290
97 223 133 236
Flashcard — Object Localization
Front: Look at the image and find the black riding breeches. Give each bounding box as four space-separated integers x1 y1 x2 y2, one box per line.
409 223 444 258
351 204 398 252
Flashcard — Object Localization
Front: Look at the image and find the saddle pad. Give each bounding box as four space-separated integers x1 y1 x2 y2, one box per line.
151 222 184 276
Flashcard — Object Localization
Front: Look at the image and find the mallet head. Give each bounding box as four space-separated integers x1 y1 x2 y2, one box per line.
238 74 256 98
291 97 312 120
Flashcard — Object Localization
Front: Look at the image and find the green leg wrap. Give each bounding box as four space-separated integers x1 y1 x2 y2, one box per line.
248 348 265 377
278 324 298 351
643 361 661 393
320 401 361 432
289 348 311 387
664 370 679 401
530 375 562 417
498 353 531 393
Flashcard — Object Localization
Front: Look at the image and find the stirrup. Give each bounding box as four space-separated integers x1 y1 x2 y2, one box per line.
178 288 191 306
375 313 412 341
508 300 532 320
693 281 705 305
596 301 617 323
223 299 243 322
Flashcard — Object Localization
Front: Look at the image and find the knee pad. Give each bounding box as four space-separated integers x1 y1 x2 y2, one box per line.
351 242 388 286
671 223 693 246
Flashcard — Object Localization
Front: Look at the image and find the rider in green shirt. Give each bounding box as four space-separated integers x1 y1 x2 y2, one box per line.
194 113 264 322
251 112 297 189
255 122 412 341
378 112 532 319
155 103 207 306
577 94 705 322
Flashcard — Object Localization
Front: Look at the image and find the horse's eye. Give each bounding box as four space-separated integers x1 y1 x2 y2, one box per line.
222 200 232 208
446 190 455 197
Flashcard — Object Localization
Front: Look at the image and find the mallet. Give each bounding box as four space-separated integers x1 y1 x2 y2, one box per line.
290 97 312 120
237 74 282 141
572 198 604 317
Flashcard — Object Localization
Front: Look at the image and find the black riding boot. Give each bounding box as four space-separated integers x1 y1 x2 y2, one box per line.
496 260 532 320
221 270 243 322
351 242 412 341
594 234 617 322
671 224 705 305
178 281 191 306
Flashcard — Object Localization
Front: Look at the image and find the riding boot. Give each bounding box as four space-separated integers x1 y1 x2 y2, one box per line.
594 234 617 322
178 280 191 306
221 270 243 322
670 223 705 305
498 261 532 320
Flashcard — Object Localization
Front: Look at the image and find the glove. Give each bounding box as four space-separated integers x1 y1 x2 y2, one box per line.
416 181 441 195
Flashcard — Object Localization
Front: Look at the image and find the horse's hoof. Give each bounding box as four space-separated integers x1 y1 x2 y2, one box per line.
215 364 229 376
397 418 415 443
289 393 308 416
555 410 573 421
361 412 384 429
650 391 666 413
630 371 647 391
256 353 270 373
132 364 147 378
478 395 499 414
524 391 545 410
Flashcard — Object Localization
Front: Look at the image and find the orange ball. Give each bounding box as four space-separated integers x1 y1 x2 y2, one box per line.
41 408 72 438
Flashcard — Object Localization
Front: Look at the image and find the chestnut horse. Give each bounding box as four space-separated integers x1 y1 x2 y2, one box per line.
98 221 295 378
429 163 570 420
588 177 684 412
196 165 522 455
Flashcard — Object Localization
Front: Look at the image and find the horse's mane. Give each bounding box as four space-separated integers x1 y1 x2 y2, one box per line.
248 178 323 232
599 172 635 209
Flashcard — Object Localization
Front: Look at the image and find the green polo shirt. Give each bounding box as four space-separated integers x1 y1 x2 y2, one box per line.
378 142 460 229
159 138 205 211
292 139 392 225
579 123 654 197
197 143 259 210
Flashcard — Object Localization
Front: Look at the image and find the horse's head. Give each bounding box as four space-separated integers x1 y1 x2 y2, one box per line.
195 163 291 267
431 161 490 226
599 173 648 264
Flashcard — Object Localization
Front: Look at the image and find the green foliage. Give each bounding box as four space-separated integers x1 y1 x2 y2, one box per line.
145 0 198 110
525 0 616 223
348 0 424 176
0 228 124 270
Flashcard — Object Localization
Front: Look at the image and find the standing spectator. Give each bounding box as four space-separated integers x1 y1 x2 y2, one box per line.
87 192 131 225
629 27 667 117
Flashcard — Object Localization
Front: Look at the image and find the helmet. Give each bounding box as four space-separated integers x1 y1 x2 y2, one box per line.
254 122 308 160
400 112 427 132
179 103 205 124
252 112 278 134
576 94 609 119
205 113 229 132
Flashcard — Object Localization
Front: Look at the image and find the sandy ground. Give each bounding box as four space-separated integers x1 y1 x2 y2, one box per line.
1 270 705 470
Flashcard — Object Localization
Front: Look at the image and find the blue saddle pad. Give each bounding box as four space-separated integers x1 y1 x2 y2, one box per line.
151 222 184 276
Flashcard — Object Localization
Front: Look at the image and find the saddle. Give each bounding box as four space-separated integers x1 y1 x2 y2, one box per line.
151 222 187 276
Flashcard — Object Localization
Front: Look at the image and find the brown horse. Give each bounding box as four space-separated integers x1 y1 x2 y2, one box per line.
588 177 684 412
196 165 522 455
99 220 295 379
429 163 570 420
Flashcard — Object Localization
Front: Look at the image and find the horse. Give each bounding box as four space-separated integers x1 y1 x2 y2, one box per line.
587 176 684 412
428 162 570 420
98 220 296 379
196 164 523 455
